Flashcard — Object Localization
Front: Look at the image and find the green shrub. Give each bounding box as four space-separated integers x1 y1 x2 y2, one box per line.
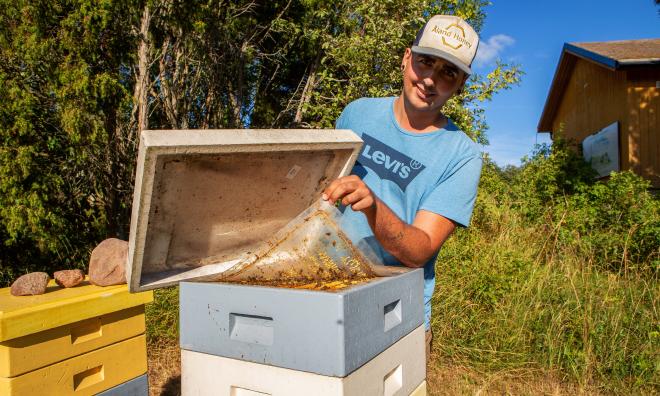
508 138 596 221
560 171 659 273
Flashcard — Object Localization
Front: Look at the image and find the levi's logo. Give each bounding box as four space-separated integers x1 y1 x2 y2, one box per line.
356 134 426 191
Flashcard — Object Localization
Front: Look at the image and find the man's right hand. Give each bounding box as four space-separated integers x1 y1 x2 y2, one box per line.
322 176 455 269
322 175 376 213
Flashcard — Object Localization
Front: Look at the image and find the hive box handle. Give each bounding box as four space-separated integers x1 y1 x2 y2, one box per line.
73 364 104 391
70 317 102 345
383 364 403 396
230 386 271 396
383 299 402 332
229 313 274 346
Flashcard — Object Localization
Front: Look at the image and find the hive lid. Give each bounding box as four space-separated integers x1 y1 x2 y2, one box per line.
127 129 363 292
0 279 153 342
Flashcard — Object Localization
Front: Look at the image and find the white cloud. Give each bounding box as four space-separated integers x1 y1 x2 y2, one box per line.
474 34 515 66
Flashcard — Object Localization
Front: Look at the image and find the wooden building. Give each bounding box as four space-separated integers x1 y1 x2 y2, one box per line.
538 39 660 187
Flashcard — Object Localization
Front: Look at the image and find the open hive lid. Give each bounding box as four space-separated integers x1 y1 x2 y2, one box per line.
127 129 364 292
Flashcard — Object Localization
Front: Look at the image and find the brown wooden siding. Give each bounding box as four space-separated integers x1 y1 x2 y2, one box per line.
550 58 659 187
626 79 659 187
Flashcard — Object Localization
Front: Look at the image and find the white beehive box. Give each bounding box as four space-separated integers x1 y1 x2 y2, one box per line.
181 325 426 396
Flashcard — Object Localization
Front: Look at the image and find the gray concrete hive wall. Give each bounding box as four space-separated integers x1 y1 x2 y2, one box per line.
179 268 424 377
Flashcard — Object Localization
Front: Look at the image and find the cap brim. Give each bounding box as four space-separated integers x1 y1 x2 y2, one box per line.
411 46 472 75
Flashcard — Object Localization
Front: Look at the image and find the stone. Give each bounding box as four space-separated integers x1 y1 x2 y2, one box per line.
54 269 85 288
10 272 49 296
89 238 128 286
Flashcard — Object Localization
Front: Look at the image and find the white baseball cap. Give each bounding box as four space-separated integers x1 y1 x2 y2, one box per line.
412 15 480 75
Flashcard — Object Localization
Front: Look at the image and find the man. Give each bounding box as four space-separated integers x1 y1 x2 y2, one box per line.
322 15 482 360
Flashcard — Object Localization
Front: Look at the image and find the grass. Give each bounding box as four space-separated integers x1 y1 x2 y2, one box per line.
145 287 181 395
425 360 600 395
147 337 181 395
432 228 658 394
145 286 179 341
429 169 659 394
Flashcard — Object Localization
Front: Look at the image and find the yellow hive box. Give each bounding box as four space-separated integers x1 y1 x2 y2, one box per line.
0 279 153 393
0 334 148 396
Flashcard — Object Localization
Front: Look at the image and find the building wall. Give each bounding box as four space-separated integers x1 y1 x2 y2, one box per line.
626 77 659 187
551 58 659 187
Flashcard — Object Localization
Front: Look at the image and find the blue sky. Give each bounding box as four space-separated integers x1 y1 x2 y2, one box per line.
472 1 659 167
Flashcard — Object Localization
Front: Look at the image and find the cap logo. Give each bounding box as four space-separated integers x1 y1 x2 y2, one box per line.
431 23 472 50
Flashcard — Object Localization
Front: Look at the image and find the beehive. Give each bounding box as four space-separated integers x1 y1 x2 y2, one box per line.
127 129 428 394
0 279 152 395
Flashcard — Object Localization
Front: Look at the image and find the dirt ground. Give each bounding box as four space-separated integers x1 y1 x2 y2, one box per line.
148 339 181 396
147 340 600 396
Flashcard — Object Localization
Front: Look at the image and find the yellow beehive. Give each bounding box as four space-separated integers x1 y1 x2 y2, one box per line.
0 278 153 395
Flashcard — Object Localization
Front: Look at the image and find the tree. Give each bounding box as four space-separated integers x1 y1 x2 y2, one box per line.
0 0 139 283
0 0 521 285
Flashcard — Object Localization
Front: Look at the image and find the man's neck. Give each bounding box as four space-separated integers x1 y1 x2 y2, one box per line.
393 95 447 133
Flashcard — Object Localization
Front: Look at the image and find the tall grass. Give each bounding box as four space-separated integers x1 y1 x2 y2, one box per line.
431 143 659 394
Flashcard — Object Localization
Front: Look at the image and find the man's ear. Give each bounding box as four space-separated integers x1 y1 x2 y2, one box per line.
461 73 469 86
457 74 469 95
401 48 412 71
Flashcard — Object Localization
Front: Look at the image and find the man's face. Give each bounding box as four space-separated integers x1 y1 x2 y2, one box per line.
401 48 467 114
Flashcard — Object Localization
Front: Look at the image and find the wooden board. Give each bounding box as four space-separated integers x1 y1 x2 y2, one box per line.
551 59 627 163
0 279 152 342
626 81 659 187
96 374 148 396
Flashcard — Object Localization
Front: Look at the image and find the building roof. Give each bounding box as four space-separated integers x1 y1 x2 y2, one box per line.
537 39 660 133
570 39 660 68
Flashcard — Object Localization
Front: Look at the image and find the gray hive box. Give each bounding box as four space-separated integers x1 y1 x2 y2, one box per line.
179 271 423 377
127 129 424 377
96 374 148 396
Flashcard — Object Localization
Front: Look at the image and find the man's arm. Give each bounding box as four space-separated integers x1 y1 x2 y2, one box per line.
323 175 455 268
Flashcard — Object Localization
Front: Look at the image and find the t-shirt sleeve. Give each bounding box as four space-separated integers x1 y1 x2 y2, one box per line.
419 154 482 227
335 99 361 130
335 106 349 129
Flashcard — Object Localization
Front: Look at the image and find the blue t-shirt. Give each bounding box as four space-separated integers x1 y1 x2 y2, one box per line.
336 97 482 329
